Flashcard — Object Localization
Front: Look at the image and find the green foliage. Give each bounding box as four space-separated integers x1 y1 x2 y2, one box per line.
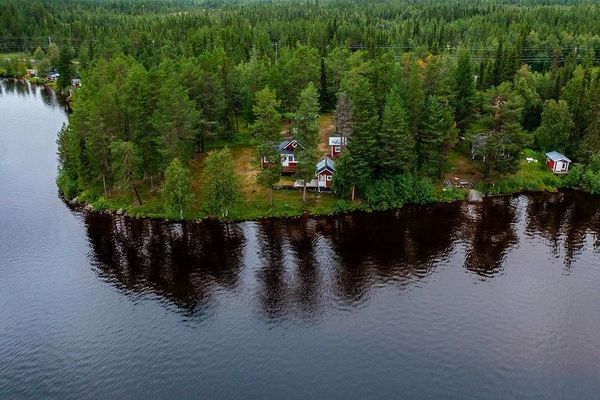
419 96 457 178
469 83 530 176
364 175 436 211
251 87 282 204
452 51 475 132
110 140 141 191
201 148 240 217
294 82 321 201
56 168 80 200
378 85 415 176
535 100 574 153
332 199 356 214
161 158 193 219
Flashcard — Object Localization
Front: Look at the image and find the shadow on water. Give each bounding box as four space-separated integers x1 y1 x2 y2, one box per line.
0 79 68 109
81 191 600 317
525 191 600 268
84 213 245 317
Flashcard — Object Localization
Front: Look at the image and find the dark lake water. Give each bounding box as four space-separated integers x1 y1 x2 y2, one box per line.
2 80 600 399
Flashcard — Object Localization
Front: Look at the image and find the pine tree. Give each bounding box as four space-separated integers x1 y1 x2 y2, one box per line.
452 51 475 132
293 83 321 203
407 65 425 136
469 83 530 176
378 85 415 176
580 75 600 162
251 87 282 206
152 77 199 167
110 140 143 205
342 74 379 191
419 96 457 178
57 46 74 90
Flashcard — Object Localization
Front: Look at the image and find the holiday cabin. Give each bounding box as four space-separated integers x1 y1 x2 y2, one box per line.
545 151 571 174
315 158 335 190
328 136 347 158
261 139 303 174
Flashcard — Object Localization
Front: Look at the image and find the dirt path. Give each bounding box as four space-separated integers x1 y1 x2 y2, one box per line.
318 114 335 156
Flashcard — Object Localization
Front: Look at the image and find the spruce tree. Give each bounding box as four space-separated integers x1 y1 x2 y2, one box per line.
452 51 475 133
293 83 321 203
419 96 457 178
378 85 415 176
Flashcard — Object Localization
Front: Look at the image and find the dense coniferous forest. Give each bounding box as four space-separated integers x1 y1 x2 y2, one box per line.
3 0 600 218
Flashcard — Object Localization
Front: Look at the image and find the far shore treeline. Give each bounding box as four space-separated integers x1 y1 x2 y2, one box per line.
3 0 600 219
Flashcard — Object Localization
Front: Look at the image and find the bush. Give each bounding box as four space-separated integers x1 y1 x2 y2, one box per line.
56 168 79 199
364 175 437 211
92 197 111 212
563 164 583 188
332 200 355 214
439 188 467 202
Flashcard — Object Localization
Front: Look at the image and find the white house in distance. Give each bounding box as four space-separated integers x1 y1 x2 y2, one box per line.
545 151 571 174
328 136 347 158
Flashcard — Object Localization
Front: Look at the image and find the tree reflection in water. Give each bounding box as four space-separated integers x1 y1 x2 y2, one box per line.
82 192 600 318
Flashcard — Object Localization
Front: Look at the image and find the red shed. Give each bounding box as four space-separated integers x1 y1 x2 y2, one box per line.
545 151 571 174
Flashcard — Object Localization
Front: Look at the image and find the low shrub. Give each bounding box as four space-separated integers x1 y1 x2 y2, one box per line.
56 168 80 199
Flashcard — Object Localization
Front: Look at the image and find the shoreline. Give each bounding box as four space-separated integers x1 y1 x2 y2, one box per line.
62 187 588 224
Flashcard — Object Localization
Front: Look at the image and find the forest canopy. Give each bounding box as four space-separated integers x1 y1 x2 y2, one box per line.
4 0 600 217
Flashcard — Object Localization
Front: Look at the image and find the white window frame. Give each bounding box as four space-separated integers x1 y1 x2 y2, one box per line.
334 145 341 152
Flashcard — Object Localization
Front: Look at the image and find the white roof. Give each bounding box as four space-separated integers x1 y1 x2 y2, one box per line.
328 136 347 146
546 151 571 163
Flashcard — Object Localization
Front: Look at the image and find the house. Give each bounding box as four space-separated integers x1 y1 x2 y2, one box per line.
71 78 81 87
261 139 303 173
315 157 335 190
545 151 571 174
47 71 60 81
328 136 347 158
293 157 336 191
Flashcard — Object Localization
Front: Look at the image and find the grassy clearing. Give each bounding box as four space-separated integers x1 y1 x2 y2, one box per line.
74 126 571 221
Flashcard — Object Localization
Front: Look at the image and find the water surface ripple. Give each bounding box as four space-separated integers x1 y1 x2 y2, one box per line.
1 80 600 399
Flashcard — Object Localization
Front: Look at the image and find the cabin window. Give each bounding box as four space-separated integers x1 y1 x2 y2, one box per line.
319 175 325 181
288 155 295 162
334 145 341 152
326 175 332 181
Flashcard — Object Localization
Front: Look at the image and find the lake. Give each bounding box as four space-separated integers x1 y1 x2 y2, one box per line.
1 79 600 399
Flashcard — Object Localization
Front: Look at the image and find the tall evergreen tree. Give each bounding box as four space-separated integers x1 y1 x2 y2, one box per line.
110 140 143 205
406 65 425 136
251 87 282 206
293 83 321 203
452 51 475 133
56 46 74 90
469 83 529 176
419 96 457 178
378 85 415 175
152 77 199 167
342 74 379 191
